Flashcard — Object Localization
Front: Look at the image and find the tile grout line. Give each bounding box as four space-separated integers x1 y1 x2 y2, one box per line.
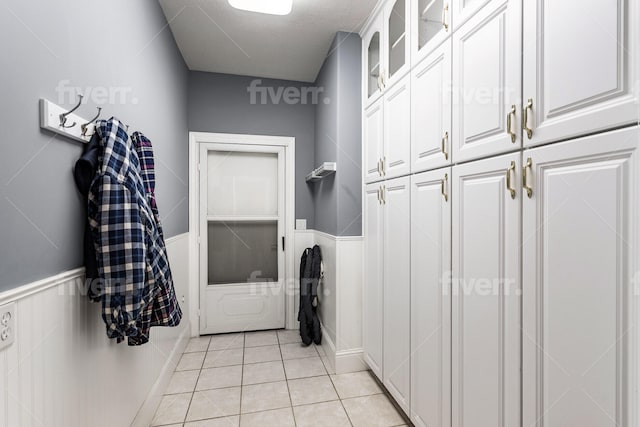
278 336 298 427
182 336 210 425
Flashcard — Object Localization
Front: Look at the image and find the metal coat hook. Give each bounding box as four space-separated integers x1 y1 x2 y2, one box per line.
59 94 83 129
81 107 102 136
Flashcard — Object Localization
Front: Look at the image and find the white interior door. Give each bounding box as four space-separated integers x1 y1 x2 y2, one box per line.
199 144 286 334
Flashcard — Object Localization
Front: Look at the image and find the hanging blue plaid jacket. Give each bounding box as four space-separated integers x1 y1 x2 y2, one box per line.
87 118 181 342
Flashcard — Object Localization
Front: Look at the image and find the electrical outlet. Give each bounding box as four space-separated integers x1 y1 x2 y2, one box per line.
0 302 16 351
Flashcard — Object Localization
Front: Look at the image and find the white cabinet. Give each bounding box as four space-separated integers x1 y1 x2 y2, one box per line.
451 153 521 427
364 98 385 183
522 0 639 147
363 13 385 108
383 175 411 413
522 127 640 427
452 0 522 163
411 0 451 65
384 74 412 179
411 39 451 173
410 168 451 427
451 0 492 29
363 183 385 378
385 0 411 88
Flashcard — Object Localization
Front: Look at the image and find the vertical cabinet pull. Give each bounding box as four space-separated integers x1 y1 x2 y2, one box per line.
506 161 516 199
441 131 449 160
523 157 533 198
377 159 382 177
377 187 382 204
507 105 517 143
382 186 387 204
382 157 387 176
523 98 534 139
441 173 449 202
442 4 449 31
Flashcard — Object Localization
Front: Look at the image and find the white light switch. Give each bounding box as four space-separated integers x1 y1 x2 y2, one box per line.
296 219 307 230
0 302 16 351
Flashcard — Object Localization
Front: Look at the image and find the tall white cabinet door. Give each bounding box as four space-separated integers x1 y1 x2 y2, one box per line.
384 75 412 179
384 0 411 88
411 168 452 427
452 0 522 163
522 0 639 148
383 176 411 412
411 0 452 66
363 183 384 379
364 98 385 184
411 40 452 174
451 153 521 427
522 127 640 427
363 13 385 109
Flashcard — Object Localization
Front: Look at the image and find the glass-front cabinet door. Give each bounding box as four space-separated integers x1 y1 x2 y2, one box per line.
363 13 384 107
412 0 451 65
385 0 410 88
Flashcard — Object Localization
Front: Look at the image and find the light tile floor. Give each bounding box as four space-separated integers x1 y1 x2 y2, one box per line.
151 330 410 427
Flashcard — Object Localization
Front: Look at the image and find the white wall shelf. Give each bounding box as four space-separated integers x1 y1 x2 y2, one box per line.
306 162 337 182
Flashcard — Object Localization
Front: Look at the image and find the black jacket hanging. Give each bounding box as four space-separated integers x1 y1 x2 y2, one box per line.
73 133 102 302
298 245 322 346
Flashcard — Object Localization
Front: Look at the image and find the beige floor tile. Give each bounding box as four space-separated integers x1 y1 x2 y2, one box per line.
292 400 351 427
341 394 405 427
280 343 318 360
176 352 206 371
184 415 240 427
196 365 243 391
151 393 192 426
243 345 281 364
242 360 285 385
283 356 326 379
330 371 383 399
287 376 338 406
244 331 278 347
165 370 200 394
239 407 295 427
203 348 244 368
185 336 212 353
240 381 291 414
320 355 336 375
209 333 245 351
186 387 241 422
315 345 326 357
277 330 301 345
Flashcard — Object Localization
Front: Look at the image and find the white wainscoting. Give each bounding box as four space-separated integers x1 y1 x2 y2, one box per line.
294 230 365 374
0 233 191 427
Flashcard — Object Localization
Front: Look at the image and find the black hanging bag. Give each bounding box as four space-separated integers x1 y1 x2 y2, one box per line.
298 245 322 346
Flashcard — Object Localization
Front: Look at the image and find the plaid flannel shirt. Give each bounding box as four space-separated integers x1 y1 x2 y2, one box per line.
128 132 182 345
87 118 180 342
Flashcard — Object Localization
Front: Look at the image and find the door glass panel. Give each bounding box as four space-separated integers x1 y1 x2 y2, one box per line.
388 0 406 77
368 32 381 97
208 151 278 217
208 221 278 285
418 0 443 50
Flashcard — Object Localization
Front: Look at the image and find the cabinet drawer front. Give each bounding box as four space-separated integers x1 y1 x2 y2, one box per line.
523 127 640 427
523 0 639 147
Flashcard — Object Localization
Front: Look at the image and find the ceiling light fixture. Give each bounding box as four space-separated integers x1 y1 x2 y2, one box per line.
228 0 293 16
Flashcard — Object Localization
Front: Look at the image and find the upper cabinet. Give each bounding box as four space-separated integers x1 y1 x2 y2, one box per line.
451 0 492 29
451 0 522 163
363 14 385 107
411 0 451 65
522 0 639 147
385 0 411 88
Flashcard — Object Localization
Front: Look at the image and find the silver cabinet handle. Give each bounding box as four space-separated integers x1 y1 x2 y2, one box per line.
507 105 516 143
506 161 516 199
441 131 449 160
442 3 449 31
523 98 534 139
523 157 533 198
441 173 449 202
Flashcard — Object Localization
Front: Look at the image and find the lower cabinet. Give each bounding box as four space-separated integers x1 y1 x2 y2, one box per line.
522 127 639 427
383 176 412 412
410 168 452 427
451 152 522 427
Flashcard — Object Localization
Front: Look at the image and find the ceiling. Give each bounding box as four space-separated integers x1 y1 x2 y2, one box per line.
158 0 378 83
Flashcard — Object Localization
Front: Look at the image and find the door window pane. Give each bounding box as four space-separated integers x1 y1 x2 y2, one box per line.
208 151 278 217
208 221 278 285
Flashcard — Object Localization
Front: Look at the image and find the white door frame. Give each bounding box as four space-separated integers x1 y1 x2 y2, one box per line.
189 132 296 337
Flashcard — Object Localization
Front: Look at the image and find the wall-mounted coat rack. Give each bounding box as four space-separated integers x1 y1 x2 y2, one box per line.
40 96 103 144
306 162 337 182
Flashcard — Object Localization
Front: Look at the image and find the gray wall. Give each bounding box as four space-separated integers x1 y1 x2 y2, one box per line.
188 71 317 228
312 32 362 237
0 0 189 292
